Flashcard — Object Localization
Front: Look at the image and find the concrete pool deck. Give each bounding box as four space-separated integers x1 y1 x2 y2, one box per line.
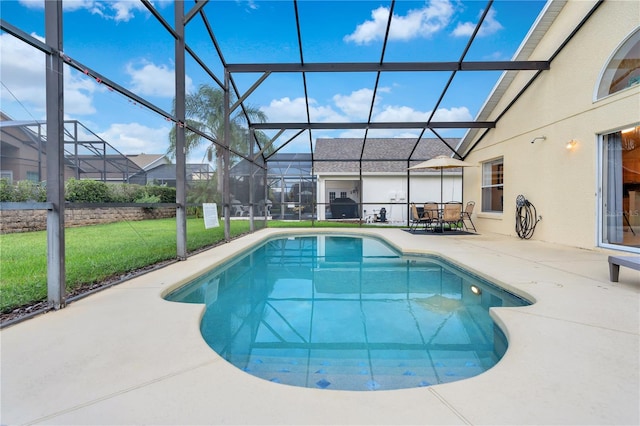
1 228 639 425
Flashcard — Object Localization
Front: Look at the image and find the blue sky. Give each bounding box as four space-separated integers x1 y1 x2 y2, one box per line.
0 0 546 163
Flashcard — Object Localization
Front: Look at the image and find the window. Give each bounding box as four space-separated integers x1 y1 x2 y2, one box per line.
596 28 640 100
340 191 347 198
26 171 39 182
481 158 503 212
0 171 13 183
329 192 336 202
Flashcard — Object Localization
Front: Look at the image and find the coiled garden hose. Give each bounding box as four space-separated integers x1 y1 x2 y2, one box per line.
515 195 540 239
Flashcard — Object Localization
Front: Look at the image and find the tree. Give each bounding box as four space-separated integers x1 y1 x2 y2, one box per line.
168 84 268 193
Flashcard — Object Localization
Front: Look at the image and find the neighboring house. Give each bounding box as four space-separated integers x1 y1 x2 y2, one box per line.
0 112 78 182
127 154 171 172
457 0 640 253
0 112 146 184
0 112 214 187
314 138 460 222
143 163 214 187
126 154 172 185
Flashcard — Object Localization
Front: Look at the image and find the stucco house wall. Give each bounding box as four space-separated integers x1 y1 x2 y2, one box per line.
365 173 462 223
314 138 462 222
461 0 639 250
316 172 461 223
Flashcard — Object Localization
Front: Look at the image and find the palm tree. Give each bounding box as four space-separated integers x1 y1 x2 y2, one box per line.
168 84 268 193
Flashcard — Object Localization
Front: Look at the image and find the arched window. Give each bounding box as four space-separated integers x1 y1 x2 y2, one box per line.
596 27 640 100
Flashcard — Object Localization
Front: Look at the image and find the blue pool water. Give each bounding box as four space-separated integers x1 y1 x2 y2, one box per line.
165 235 530 391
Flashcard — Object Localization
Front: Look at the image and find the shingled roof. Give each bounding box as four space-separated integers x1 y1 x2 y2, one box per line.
314 138 458 173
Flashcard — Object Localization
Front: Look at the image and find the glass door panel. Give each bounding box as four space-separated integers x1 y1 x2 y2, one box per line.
601 126 640 250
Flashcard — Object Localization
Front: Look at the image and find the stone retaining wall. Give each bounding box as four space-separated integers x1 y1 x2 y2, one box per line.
0 207 176 234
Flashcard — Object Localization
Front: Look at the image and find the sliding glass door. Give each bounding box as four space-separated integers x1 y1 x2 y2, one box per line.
600 126 640 251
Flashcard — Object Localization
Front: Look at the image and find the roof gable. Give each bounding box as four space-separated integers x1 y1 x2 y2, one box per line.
126 154 170 170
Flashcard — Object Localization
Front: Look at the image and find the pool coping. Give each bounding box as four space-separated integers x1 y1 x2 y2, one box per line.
1 228 638 425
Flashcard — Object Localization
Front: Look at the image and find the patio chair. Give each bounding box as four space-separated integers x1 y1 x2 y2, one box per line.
410 203 430 232
423 202 440 231
442 202 463 231
461 201 477 232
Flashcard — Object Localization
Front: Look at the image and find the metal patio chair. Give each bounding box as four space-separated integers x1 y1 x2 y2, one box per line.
423 202 440 231
410 203 430 232
461 201 477 232
441 202 463 231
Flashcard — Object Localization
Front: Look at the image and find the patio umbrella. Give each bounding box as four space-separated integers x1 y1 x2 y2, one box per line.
408 155 475 230
409 155 474 204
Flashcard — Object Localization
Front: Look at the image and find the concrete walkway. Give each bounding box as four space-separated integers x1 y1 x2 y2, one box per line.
1 228 638 425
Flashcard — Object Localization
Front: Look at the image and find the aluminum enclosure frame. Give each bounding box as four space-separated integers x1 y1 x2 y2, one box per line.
0 0 595 311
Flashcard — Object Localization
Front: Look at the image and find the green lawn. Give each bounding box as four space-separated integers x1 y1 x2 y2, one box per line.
0 218 253 313
0 218 376 313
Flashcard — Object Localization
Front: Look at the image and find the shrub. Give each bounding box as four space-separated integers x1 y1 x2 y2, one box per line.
0 178 15 201
0 179 47 202
15 180 46 202
134 193 161 204
108 183 146 203
146 185 176 203
2 179 176 204
65 178 111 202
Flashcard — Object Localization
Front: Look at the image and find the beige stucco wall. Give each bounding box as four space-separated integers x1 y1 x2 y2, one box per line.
463 0 640 249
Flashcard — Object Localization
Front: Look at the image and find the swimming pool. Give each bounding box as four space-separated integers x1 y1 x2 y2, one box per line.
165 234 530 391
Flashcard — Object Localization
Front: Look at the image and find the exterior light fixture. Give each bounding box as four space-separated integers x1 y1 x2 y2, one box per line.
530 136 546 144
470 285 482 295
566 139 578 150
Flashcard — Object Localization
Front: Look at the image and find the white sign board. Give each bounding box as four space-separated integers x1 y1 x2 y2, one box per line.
203 203 219 229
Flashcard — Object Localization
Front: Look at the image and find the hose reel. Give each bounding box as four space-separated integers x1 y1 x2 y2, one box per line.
515 195 540 239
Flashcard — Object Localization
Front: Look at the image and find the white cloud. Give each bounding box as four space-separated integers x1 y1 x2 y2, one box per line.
17 0 45 9
64 71 100 115
374 105 431 122
345 0 454 45
264 86 395 124
243 0 258 11
372 104 471 123
0 32 98 118
18 0 151 22
452 8 503 37
97 122 171 155
126 61 194 98
260 87 471 148
431 106 472 121
333 88 380 120
260 97 346 123
0 34 45 116
262 85 471 127
110 1 148 22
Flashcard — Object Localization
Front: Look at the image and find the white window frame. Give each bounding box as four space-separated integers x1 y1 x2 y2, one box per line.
595 27 640 101
0 171 13 183
481 158 504 213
